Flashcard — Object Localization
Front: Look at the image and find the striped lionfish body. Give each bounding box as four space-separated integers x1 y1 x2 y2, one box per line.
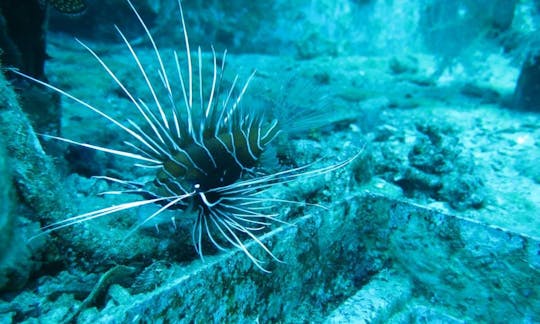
17 0 356 271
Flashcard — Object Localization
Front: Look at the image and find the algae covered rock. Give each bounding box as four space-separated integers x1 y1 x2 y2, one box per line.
0 65 67 225
0 136 14 270
0 63 66 291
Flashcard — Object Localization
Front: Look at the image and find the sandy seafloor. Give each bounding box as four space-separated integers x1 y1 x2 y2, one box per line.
1 23 539 322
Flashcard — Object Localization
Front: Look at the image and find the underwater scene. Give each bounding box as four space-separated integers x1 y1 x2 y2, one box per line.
0 0 539 322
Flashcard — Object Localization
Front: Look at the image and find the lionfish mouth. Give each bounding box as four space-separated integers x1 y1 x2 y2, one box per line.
15 0 358 272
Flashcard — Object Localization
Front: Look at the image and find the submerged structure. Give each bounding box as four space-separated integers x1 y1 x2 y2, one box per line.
0 0 538 322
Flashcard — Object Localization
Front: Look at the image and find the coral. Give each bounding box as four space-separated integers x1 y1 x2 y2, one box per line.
47 0 87 14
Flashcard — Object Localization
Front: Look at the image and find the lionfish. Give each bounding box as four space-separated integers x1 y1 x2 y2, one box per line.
16 0 357 271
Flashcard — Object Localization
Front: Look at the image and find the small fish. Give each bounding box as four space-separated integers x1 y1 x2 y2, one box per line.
40 0 87 14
